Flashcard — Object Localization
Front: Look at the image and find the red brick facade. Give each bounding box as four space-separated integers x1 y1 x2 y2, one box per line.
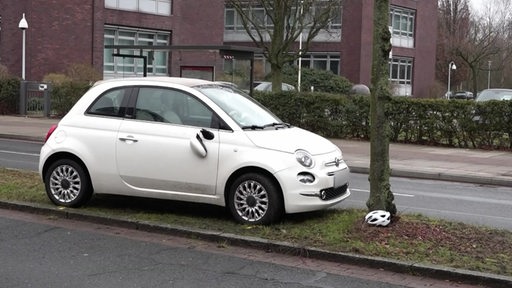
0 0 437 97
341 0 437 97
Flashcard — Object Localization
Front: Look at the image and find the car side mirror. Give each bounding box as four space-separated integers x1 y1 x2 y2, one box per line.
200 128 214 140
190 129 214 158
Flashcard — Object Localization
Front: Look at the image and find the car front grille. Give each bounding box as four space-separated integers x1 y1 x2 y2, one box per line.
319 184 348 201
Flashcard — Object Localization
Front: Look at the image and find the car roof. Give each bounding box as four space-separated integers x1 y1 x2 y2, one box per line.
475 88 512 101
93 77 214 88
481 88 512 92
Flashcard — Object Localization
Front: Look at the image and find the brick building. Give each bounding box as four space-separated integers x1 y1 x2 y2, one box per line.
0 0 437 97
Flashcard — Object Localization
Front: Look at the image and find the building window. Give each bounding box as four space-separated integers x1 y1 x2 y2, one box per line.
389 6 415 48
105 0 171 16
250 53 340 81
225 6 272 31
104 26 170 78
299 53 340 75
389 57 413 96
224 4 341 31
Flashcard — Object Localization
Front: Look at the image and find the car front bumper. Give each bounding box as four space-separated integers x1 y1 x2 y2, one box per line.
276 152 351 214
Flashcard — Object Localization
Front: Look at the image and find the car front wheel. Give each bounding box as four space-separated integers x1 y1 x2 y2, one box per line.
44 159 92 207
228 173 283 225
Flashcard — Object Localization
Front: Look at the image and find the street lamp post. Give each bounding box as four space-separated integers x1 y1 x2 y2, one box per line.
297 0 304 92
18 13 28 115
447 61 456 99
488 60 492 89
18 13 28 80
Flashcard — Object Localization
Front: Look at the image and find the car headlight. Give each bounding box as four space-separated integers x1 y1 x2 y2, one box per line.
295 149 314 168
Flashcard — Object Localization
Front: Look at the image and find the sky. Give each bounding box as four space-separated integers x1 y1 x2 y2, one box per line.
469 0 484 11
469 0 492 16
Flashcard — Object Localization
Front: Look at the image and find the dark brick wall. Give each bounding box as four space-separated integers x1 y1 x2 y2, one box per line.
341 0 438 98
411 0 438 98
0 0 436 98
341 0 375 87
1 0 226 80
167 0 225 76
0 1 29 79
31 0 94 79
0 0 94 80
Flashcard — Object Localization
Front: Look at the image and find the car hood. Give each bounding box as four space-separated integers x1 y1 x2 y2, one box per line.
244 127 338 155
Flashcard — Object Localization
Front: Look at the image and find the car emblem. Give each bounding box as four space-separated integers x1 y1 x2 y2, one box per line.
334 157 341 167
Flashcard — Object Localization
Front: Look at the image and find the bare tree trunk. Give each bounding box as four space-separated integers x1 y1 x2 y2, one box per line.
227 0 342 92
366 0 397 215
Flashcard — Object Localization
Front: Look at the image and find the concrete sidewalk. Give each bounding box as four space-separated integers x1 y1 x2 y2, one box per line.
2 115 512 187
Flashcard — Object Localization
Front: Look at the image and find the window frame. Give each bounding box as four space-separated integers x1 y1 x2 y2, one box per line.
105 0 172 16
389 6 415 40
224 4 341 32
131 86 224 129
103 26 170 78
86 87 132 118
389 57 413 85
297 53 340 75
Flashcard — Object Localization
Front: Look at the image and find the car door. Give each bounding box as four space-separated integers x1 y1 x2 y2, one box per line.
116 86 220 196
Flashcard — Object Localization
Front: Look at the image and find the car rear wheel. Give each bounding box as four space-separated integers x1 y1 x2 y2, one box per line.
44 159 92 207
228 173 283 225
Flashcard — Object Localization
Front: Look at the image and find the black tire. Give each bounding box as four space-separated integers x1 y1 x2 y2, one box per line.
228 173 283 225
44 159 92 207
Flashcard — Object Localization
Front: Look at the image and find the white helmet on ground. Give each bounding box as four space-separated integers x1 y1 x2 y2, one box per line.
365 210 391 226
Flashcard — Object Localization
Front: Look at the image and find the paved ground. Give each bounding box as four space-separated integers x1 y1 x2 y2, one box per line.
1 115 512 287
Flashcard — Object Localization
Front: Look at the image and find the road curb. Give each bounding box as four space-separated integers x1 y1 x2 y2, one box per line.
0 133 44 142
1 200 511 288
349 166 512 188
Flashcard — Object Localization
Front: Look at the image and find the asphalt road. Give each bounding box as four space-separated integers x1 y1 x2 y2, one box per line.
338 173 512 230
1 208 473 288
2 138 512 231
0 138 41 171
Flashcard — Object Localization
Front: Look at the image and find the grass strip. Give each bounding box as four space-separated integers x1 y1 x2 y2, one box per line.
1 167 511 276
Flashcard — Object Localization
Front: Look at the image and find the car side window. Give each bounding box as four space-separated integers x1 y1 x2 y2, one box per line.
183 94 215 128
135 87 214 128
87 88 126 117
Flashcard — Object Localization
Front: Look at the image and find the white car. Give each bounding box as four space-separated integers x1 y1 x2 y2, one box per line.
39 77 350 224
254 81 296 92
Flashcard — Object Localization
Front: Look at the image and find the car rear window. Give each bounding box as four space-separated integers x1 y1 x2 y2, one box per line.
87 88 128 117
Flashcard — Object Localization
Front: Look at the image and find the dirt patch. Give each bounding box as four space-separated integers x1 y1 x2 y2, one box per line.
351 215 512 268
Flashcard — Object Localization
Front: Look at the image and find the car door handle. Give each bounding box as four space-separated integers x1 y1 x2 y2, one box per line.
119 136 138 143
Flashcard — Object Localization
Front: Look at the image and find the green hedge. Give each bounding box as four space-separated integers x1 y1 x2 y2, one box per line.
5 77 509 150
50 81 91 117
0 78 20 114
0 77 91 117
254 91 512 150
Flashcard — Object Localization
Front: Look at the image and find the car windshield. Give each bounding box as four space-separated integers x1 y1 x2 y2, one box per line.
476 89 512 101
196 85 287 129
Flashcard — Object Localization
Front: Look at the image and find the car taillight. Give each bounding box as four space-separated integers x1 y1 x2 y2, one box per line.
44 124 58 143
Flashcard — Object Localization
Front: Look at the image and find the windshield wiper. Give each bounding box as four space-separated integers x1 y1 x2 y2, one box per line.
241 125 265 130
242 122 290 130
263 122 291 129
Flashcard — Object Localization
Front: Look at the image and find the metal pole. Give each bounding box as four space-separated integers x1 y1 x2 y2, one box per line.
19 13 28 80
19 81 26 115
447 61 455 99
488 60 491 89
297 1 304 92
22 29 26 80
447 63 451 99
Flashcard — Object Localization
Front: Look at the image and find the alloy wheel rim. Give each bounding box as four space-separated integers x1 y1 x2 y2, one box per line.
234 180 268 222
49 165 82 203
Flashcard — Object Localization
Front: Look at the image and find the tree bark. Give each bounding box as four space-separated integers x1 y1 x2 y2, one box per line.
366 0 397 215
227 0 342 92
